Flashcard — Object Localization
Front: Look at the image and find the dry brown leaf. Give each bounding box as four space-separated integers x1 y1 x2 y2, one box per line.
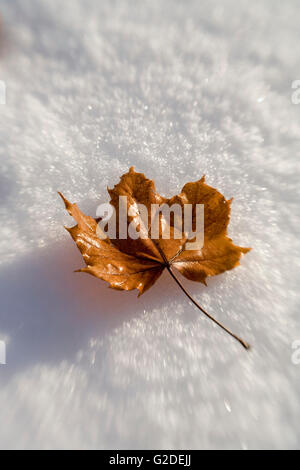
59 167 251 349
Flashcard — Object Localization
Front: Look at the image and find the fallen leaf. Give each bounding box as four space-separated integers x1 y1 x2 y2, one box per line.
59 167 251 349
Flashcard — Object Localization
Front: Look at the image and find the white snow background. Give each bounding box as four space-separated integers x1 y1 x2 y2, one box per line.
0 0 299 450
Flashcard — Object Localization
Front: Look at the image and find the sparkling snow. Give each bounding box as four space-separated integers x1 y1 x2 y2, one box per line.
0 0 299 449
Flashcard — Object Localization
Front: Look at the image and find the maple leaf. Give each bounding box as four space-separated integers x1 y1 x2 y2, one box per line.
59 167 251 349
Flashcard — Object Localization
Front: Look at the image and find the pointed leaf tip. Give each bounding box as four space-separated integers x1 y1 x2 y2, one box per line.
58 191 71 210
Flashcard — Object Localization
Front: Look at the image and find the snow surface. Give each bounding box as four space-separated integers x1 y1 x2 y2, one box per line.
0 0 300 450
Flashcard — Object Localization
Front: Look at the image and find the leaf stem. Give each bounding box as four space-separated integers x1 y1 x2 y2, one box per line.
166 265 250 350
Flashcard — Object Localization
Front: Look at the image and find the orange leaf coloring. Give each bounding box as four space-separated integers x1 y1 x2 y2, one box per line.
59 167 251 349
